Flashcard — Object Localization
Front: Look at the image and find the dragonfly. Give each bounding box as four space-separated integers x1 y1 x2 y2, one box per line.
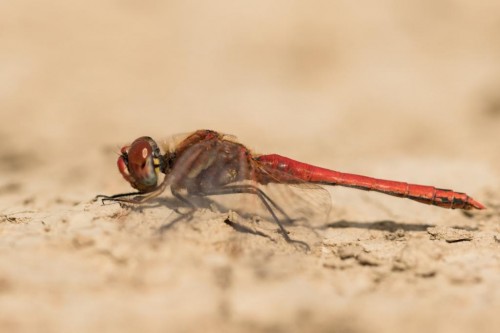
98 129 485 243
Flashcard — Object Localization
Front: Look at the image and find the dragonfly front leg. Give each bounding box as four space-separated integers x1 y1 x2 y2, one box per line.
95 191 144 203
96 178 169 205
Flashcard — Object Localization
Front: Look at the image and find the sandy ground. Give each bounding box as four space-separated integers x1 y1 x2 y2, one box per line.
1 1 500 332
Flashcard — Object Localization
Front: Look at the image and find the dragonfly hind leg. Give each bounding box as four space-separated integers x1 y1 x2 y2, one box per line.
197 184 310 249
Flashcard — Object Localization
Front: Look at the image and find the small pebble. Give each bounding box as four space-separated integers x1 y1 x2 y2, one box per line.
427 226 473 243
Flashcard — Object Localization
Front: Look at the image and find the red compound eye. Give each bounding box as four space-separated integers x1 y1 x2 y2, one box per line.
117 137 160 192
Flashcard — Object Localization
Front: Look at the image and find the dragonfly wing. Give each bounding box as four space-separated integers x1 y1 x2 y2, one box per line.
251 159 332 227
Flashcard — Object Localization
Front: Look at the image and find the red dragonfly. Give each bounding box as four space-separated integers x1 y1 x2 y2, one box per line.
99 130 485 242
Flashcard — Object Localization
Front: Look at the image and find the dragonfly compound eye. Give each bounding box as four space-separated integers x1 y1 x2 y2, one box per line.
117 137 161 192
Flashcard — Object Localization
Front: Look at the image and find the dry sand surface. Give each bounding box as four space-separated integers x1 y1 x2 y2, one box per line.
1 1 500 332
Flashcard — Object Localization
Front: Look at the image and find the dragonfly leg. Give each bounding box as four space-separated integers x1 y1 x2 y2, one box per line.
205 184 295 223
203 185 311 251
95 191 143 204
96 178 170 205
170 186 197 209
197 184 295 243
96 191 156 205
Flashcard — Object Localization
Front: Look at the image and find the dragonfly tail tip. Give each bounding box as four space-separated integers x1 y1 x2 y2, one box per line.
468 197 486 210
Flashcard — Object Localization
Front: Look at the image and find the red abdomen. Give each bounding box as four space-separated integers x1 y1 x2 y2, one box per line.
256 154 485 210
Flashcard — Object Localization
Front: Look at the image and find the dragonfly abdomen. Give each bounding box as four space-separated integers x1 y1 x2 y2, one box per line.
256 154 484 210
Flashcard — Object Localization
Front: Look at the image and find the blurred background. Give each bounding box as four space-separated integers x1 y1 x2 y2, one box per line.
1 0 499 199
1 2 500 332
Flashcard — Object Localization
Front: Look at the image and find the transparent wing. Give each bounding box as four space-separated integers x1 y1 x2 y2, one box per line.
256 182 331 227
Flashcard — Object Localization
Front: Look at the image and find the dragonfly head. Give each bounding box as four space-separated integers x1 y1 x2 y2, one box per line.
117 137 164 192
